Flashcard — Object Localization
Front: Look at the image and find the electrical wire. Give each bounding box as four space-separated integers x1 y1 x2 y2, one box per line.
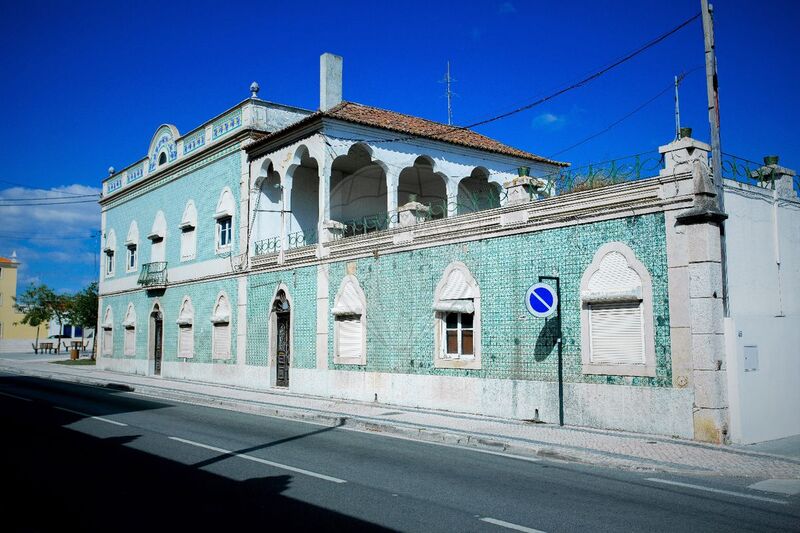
0 199 99 207
0 193 99 201
549 66 704 157
0 179 97 197
347 12 701 147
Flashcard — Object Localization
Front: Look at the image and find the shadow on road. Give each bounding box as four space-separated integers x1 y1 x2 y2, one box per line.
0 376 389 532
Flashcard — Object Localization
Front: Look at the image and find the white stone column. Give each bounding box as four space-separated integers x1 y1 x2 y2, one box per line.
317 157 333 247
386 166 400 228
446 178 460 218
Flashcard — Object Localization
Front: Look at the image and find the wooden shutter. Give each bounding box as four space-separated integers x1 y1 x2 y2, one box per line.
179 325 194 358
589 302 644 364
123 328 135 356
337 316 362 358
213 323 231 359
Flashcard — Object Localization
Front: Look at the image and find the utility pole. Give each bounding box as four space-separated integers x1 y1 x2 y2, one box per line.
701 0 730 316
674 75 681 139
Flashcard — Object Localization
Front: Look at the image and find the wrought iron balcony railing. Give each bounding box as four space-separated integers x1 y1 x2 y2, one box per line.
138 262 168 288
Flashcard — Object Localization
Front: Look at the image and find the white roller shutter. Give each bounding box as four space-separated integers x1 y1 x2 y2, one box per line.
336 316 362 359
103 329 113 354
213 323 231 359
589 302 644 365
179 325 194 358
123 327 135 356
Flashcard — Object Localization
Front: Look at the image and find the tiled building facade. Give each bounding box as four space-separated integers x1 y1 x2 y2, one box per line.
99 54 795 443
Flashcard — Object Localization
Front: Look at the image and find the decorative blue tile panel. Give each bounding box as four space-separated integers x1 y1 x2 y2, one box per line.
148 127 179 172
106 177 122 194
126 164 143 184
212 109 242 140
183 130 206 155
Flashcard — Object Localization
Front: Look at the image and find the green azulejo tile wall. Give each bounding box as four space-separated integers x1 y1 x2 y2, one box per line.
327 213 671 387
246 267 317 368
101 276 238 364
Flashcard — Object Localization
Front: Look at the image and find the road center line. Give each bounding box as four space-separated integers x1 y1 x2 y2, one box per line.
169 436 347 484
0 391 33 402
645 478 788 505
480 517 546 533
53 406 129 427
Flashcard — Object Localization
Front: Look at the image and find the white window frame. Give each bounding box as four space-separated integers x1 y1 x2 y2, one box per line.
103 229 116 278
122 303 137 356
580 242 656 377
176 297 194 359
126 245 137 273
148 211 167 263
217 216 233 250
101 306 113 355
433 262 481 369
214 188 235 254
210 292 232 360
332 275 367 366
442 311 475 360
179 200 197 262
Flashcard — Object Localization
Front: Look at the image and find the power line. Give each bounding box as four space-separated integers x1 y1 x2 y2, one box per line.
0 193 99 202
0 199 99 207
353 11 701 148
550 66 704 157
0 179 98 197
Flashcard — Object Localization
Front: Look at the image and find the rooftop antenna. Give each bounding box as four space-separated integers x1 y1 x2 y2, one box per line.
674 73 683 139
440 61 457 125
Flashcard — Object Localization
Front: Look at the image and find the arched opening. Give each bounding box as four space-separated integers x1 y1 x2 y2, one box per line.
330 144 388 236
253 160 282 254
457 167 501 215
158 152 167 166
397 156 448 219
271 289 291 387
149 304 163 376
287 146 319 247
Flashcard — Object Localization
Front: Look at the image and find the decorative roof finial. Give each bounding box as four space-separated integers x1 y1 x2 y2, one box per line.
11 250 17 260
108 166 115 176
250 81 260 98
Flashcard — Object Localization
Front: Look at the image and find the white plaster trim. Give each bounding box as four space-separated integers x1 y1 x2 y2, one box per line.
332 275 367 366
433 261 481 369
579 242 657 377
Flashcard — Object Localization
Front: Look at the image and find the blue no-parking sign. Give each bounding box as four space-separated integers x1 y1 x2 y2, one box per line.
525 282 558 318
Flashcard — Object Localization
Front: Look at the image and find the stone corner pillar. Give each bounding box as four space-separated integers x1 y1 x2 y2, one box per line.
750 163 797 200
672 155 729 444
503 176 545 205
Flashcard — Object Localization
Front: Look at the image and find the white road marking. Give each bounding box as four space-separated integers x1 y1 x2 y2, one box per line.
480 517 546 533
646 478 788 504
169 436 347 484
53 406 128 427
0 391 33 402
748 479 800 496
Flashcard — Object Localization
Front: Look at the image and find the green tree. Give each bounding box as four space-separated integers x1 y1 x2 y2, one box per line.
13 283 55 351
67 282 99 358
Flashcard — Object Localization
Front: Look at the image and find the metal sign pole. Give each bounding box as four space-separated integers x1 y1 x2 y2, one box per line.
538 275 563 426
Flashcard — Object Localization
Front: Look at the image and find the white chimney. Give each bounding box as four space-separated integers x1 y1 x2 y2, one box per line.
320 53 343 111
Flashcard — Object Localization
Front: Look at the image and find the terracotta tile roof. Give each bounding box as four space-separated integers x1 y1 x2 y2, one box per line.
0 257 15 264
250 101 568 167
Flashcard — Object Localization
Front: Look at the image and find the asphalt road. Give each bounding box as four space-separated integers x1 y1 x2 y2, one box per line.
0 372 797 532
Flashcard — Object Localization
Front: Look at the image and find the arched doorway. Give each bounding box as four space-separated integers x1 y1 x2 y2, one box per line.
272 290 291 387
150 305 164 376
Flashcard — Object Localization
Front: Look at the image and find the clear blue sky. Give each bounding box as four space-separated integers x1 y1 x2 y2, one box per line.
1 0 797 292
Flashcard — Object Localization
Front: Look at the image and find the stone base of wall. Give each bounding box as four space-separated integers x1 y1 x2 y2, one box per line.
291 369 694 438
96 359 694 438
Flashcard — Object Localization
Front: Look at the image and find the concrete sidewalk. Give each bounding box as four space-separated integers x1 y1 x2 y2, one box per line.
1 356 799 479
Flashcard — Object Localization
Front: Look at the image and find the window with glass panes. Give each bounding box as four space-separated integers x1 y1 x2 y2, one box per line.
127 245 136 271
217 216 232 248
444 312 474 358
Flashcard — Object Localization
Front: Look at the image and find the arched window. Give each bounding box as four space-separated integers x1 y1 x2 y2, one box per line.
148 211 167 263
101 306 114 355
103 230 116 277
214 188 235 253
176 297 194 358
122 303 137 356
179 200 197 261
433 262 481 369
332 275 366 365
125 221 139 273
210 293 231 359
580 243 656 376
158 152 167 166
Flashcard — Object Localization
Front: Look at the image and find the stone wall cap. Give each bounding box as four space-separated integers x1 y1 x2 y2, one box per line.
659 137 711 154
